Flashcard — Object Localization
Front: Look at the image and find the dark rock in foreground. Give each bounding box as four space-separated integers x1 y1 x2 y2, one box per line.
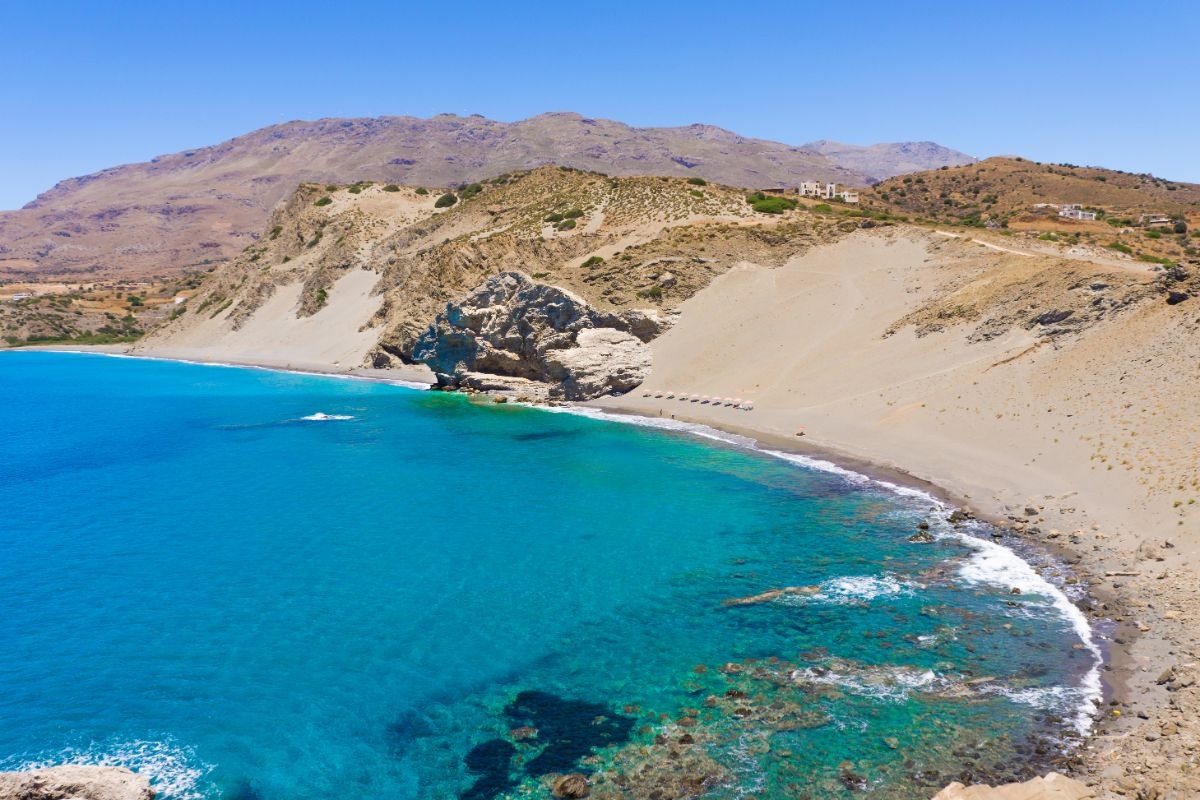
413 272 663 400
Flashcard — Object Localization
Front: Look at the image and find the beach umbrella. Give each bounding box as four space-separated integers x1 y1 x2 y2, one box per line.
690 394 700 402
642 391 651 397
665 391 675 399
743 401 755 411
733 398 744 407
724 397 735 406
653 391 663 398
700 395 711 403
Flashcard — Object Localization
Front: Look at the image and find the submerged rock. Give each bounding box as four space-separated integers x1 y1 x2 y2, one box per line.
412 272 663 400
0 766 154 800
550 773 590 799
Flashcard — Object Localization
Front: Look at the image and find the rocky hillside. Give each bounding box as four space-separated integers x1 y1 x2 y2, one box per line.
865 157 1200 224
136 167 851 397
0 112 970 279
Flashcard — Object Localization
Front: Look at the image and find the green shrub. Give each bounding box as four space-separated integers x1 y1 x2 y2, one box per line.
581 255 605 268
544 212 565 223
750 196 797 214
745 191 766 204
687 177 707 186
1106 241 1133 254
269 225 283 239
347 185 362 194
646 285 663 300
325 185 337 192
563 208 585 219
460 183 483 199
127 295 144 307
555 219 576 231
314 196 332 207
1137 253 1175 266
813 203 833 212
1174 221 1188 234
434 193 458 208
1145 230 1162 239
314 288 328 308
415 187 429 195
382 184 400 192
689 189 704 198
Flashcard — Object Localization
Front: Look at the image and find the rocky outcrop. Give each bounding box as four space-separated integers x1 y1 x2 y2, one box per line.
932 773 1093 800
0 766 154 800
411 272 663 400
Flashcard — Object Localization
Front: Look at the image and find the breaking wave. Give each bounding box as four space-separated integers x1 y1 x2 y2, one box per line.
0 738 212 800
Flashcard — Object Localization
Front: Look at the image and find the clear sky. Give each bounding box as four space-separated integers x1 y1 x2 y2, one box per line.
2 0 1197 209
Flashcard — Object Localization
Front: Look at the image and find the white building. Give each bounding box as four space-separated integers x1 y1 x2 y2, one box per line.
1058 203 1096 221
798 181 859 203
10 292 33 301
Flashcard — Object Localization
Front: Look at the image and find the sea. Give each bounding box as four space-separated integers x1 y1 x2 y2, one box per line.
0 352 1102 799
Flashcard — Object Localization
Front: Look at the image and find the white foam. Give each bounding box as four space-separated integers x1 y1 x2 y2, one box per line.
812 574 915 604
792 664 947 702
300 412 355 421
548 403 1104 736
4 738 212 800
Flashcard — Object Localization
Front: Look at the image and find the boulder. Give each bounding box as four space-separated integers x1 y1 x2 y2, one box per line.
931 772 1093 799
412 272 660 400
0 766 154 800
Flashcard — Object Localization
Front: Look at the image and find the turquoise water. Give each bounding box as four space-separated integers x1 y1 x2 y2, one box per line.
0 353 1099 799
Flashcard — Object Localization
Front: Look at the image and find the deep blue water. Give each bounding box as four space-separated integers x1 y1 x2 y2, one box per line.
0 353 1099 799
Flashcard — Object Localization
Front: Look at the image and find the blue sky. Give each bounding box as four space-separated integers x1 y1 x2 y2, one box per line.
2 1 1197 209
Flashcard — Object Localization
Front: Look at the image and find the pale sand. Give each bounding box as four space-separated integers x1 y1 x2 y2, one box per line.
589 230 1200 796
128 267 434 384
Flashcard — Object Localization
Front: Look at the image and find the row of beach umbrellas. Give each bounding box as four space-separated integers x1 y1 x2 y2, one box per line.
640 389 754 410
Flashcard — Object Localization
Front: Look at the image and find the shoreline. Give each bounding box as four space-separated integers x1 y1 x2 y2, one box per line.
9 345 1120 766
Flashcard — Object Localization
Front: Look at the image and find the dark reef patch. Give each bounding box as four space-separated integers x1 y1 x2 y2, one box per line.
458 690 636 799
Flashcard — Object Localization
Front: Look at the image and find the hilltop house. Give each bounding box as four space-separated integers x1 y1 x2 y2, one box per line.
798 181 859 203
1058 204 1097 221
1141 214 1173 227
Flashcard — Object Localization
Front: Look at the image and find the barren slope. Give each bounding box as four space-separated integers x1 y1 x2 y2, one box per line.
0 113 969 280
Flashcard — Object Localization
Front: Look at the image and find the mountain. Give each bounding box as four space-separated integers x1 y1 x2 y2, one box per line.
804 139 976 180
0 113 971 279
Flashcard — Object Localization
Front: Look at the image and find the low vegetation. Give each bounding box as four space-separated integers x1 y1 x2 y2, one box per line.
434 193 458 208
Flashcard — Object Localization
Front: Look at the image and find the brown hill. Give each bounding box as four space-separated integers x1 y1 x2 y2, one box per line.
865 156 1200 224
0 113 970 280
860 157 1200 267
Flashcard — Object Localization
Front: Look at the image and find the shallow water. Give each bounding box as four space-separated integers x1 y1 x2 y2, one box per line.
0 353 1099 799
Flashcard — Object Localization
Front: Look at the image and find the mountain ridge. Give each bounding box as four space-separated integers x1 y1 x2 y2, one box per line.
0 112 973 278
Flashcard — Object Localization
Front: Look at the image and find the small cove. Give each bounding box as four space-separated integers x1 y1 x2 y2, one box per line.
0 352 1099 799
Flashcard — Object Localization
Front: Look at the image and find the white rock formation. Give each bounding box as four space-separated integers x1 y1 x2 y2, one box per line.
0 765 154 800
412 272 663 399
